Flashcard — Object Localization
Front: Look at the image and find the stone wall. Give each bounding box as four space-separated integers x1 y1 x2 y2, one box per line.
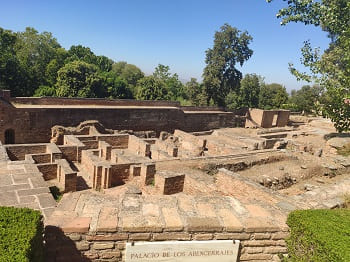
0 93 243 144
45 226 288 262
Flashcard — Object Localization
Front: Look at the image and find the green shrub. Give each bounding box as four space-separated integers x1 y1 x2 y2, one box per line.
286 209 350 262
0 207 43 262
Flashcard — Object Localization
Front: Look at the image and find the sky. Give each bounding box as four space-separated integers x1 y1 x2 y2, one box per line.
0 0 330 92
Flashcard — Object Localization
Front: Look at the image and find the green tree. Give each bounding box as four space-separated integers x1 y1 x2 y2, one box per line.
289 85 323 113
203 23 253 106
56 60 107 98
184 78 207 106
268 0 350 132
33 85 57 97
153 64 185 100
239 74 261 108
259 83 288 109
15 27 61 95
112 61 144 95
136 75 168 100
0 28 27 96
99 71 133 99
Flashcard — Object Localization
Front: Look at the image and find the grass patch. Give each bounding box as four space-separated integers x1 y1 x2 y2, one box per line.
0 206 43 262
49 186 63 202
285 209 350 262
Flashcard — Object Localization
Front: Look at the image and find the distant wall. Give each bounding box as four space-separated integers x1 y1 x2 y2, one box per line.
0 94 244 144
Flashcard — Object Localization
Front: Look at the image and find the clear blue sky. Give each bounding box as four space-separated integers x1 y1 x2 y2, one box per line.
1 0 330 92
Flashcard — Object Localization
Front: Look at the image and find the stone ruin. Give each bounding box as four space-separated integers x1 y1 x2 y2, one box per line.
1 91 350 262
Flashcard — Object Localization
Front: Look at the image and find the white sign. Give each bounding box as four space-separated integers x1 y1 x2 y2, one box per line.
126 240 240 262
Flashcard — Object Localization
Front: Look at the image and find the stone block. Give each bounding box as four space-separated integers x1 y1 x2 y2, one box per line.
155 171 185 195
86 234 128 241
162 207 184 231
186 217 223 232
129 233 151 241
153 232 191 241
193 233 214 240
62 217 91 233
92 242 115 250
96 207 118 232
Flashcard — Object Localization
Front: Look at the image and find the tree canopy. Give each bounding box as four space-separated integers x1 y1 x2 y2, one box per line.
202 24 253 107
268 0 350 132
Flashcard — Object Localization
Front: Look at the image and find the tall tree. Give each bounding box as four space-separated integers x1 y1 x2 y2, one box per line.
203 24 253 106
15 27 61 95
184 78 207 106
136 76 168 100
268 0 350 132
0 28 26 96
239 74 261 108
259 83 288 109
56 60 107 98
289 85 323 113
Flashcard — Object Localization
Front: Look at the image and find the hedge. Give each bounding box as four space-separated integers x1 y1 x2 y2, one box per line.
286 209 350 262
0 207 43 262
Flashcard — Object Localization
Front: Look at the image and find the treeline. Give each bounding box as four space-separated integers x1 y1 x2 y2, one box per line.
0 26 321 112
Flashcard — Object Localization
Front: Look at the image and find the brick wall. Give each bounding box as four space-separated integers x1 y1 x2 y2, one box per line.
45 228 288 261
0 99 243 144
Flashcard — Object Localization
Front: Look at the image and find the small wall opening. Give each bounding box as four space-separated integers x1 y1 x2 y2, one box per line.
4 129 15 144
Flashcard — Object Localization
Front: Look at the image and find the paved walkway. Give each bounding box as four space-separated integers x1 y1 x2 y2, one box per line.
0 161 56 219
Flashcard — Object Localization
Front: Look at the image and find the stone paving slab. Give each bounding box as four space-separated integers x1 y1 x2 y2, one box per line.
0 162 57 219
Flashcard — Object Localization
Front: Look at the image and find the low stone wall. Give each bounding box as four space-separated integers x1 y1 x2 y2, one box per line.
45 225 288 262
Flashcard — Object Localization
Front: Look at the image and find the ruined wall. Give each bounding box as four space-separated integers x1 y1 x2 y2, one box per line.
1 94 243 144
45 226 288 262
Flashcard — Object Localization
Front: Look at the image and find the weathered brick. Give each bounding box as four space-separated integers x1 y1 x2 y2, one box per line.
193 233 214 240
84 251 99 259
100 251 121 259
116 242 126 250
218 209 244 232
215 233 251 240
68 234 82 241
62 217 91 233
92 242 115 250
129 233 151 241
186 217 223 232
96 207 118 232
75 241 90 251
86 234 128 241
244 247 264 254
153 232 191 241
253 233 271 240
162 207 183 231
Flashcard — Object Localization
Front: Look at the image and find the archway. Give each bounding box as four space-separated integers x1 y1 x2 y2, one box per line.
4 129 15 144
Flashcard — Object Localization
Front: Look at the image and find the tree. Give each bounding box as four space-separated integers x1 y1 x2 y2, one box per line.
268 0 350 132
239 74 261 108
15 27 61 95
0 27 27 96
259 83 288 109
136 76 168 100
112 62 144 95
289 85 323 113
56 60 107 98
203 24 253 106
184 78 207 106
153 64 185 101
99 71 133 99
